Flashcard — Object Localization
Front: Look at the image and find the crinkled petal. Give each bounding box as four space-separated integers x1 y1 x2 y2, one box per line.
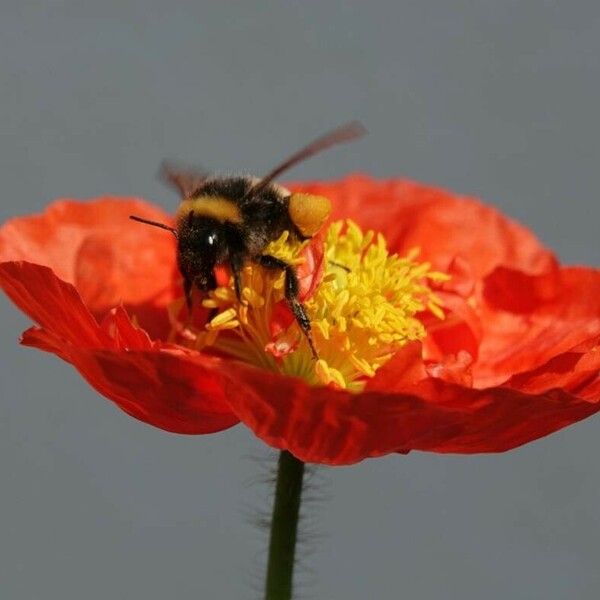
0 261 238 434
0 197 178 338
473 266 600 386
0 261 110 348
296 232 325 300
506 334 600 401
72 349 240 434
371 334 600 455
223 363 463 464
404 379 599 455
224 351 600 463
290 175 557 278
100 306 155 351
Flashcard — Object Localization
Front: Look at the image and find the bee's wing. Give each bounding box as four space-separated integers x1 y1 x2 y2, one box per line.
246 121 367 199
159 161 211 198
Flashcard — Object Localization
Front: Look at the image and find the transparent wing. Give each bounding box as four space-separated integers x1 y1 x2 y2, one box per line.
159 161 211 198
246 121 367 199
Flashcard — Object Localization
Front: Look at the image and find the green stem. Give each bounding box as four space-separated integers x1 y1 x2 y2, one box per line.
264 450 305 600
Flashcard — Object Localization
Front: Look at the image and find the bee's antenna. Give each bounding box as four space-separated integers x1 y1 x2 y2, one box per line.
244 121 367 200
129 215 178 238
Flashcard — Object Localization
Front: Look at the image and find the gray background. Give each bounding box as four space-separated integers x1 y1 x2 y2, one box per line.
1 1 600 598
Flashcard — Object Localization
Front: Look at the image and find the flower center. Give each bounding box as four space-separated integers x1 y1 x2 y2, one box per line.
168 220 448 391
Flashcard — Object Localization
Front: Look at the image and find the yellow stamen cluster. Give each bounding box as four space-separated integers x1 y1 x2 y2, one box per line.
169 220 448 391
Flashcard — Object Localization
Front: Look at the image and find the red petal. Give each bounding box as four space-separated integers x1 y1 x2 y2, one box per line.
1 261 238 434
100 306 155 351
0 198 178 338
224 357 599 464
473 266 600 386
290 175 557 278
403 379 599 454
224 363 463 464
422 291 482 363
21 326 70 360
366 342 428 389
425 350 474 387
506 334 600 401
0 261 110 348
296 233 325 300
372 334 600 455
224 325 600 463
72 349 240 434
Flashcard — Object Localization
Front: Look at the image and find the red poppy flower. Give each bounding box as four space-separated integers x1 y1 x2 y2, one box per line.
1 176 599 465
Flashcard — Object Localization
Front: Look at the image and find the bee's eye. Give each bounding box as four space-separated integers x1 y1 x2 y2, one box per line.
199 229 222 258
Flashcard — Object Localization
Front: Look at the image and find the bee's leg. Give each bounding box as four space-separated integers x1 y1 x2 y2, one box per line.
329 260 350 272
184 272 217 311
183 276 193 311
191 272 218 323
230 254 244 303
257 254 318 359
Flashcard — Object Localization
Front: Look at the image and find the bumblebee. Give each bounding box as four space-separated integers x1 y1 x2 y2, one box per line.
130 122 366 358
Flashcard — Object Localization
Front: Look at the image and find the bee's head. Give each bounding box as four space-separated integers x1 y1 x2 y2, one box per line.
129 212 230 299
177 217 228 291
